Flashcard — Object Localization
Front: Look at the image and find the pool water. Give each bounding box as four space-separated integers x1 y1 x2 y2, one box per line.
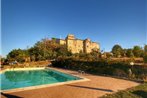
1 69 80 90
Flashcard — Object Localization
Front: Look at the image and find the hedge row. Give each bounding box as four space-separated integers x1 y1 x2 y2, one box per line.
52 58 147 80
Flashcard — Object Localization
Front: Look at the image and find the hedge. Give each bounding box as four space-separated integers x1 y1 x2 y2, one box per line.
52 58 147 80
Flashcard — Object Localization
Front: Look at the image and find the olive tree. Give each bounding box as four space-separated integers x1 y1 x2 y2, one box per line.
112 44 123 57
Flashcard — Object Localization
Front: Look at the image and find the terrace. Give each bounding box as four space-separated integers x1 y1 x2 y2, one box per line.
1 67 139 98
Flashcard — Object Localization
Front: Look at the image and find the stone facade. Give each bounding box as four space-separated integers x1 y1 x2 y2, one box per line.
54 34 100 54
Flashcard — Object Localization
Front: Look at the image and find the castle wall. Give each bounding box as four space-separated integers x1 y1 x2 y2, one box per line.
54 34 100 54
73 39 83 53
59 40 66 45
91 42 100 51
53 38 66 45
84 40 90 53
84 40 100 53
66 39 83 53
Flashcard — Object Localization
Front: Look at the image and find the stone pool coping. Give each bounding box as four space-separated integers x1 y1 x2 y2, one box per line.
0 67 90 93
0 67 46 73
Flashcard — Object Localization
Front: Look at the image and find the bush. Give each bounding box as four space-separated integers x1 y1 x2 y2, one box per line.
101 83 147 98
143 54 147 63
52 58 147 80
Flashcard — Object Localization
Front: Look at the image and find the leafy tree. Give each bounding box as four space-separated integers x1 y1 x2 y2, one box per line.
132 46 143 57
27 38 71 61
144 45 147 53
90 49 100 59
143 54 147 63
28 47 42 61
112 44 123 57
56 45 72 57
1 57 5 63
121 49 127 57
1 57 8 65
126 49 134 57
7 49 29 62
143 45 147 63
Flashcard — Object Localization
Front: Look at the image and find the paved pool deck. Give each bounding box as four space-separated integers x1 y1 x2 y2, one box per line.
1 67 139 98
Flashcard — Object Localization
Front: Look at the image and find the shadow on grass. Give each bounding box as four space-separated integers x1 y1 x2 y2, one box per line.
67 84 113 92
1 92 22 98
132 90 147 98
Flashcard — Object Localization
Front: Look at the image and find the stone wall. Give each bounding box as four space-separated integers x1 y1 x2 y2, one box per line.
59 39 66 45
54 34 100 54
54 39 66 45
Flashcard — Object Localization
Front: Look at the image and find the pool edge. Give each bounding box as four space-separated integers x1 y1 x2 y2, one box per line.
1 67 90 93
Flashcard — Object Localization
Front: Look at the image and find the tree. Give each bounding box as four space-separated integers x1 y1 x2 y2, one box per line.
27 38 72 61
1 57 8 65
7 49 29 63
126 49 134 57
90 49 100 60
121 49 127 57
112 44 123 57
132 46 143 57
28 47 41 61
143 54 147 63
143 45 147 63
144 45 147 53
56 45 72 57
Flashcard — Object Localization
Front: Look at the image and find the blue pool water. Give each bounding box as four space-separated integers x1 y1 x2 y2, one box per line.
1 69 80 90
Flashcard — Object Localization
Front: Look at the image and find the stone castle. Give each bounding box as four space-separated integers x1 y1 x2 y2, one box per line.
54 34 100 54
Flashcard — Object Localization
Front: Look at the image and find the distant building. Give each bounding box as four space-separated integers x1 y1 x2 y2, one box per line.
53 34 100 54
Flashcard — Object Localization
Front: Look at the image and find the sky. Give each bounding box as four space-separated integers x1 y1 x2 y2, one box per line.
1 0 147 57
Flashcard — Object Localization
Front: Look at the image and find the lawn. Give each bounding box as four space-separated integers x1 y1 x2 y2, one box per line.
101 83 147 98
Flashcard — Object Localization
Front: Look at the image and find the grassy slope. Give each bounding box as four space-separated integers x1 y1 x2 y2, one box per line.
101 83 147 98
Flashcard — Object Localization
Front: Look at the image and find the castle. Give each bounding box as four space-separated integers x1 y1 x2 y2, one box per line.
54 34 100 54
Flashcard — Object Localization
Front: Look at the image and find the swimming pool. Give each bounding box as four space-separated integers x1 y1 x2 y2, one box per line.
1 68 81 91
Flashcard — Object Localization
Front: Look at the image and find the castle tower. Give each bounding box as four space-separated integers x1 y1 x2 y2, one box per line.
66 34 75 52
66 34 84 53
84 38 91 53
66 34 75 40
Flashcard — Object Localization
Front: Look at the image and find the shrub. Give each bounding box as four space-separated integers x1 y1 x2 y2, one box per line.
143 54 147 63
52 58 147 80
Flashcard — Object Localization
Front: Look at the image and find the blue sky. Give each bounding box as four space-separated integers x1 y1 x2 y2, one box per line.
2 0 146 57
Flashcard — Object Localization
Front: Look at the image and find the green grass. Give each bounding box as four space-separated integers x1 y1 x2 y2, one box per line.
101 83 147 98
